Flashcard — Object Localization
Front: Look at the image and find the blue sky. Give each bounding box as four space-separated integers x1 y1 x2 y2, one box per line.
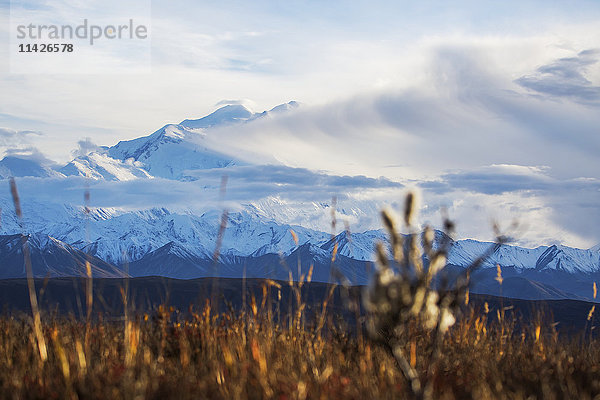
0 0 599 247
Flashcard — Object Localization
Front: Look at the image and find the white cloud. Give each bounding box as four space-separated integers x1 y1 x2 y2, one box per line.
516 49 600 103
418 165 600 248
197 44 600 183
70 137 102 158
0 127 41 145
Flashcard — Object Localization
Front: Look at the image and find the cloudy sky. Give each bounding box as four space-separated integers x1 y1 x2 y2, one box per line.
0 0 599 248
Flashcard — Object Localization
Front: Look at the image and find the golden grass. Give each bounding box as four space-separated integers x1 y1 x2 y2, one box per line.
9 177 47 363
1 303 600 399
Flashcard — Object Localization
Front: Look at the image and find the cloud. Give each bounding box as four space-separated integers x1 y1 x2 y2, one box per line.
0 128 53 165
186 164 403 201
2 8 599 164
185 46 600 247
415 164 600 247
1 164 401 211
422 164 600 196
516 49 600 103
422 164 553 195
0 127 42 146
71 137 102 158
417 189 595 249
214 99 256 109
0 171 404 235
199 46 600 183
2 146 57 166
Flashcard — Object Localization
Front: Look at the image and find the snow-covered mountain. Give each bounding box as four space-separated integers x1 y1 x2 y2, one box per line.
107 123 238 180
60 152 152 181
0 233 124 279
179 103 256 129
1 193 598 296
1 102 300 183
0 193 598 299
320 229 388 260
0 197 329 265
0 156 62 179
0 101 599 301
447 239 600 274
105 104 270 180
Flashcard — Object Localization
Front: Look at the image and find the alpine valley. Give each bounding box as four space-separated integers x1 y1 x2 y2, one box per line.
0 102 598 301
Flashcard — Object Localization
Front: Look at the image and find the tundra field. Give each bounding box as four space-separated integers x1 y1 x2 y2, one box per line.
1 277 600 400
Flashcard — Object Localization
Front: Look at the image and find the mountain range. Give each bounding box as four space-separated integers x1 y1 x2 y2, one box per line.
0 101 598 301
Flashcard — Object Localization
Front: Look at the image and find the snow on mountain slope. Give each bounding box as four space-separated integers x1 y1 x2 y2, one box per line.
268 101 300 114
448 239 543 270
60 152 152 181
1 193 598 275
319 229 600 274
249 101 300 121
244 196 383 236
1 185 598 277
0 197 329 265
109 103 256 163
126 241 213 279
105 102 301 181
535 245 600 273
0 197 157 264
0 233 125 279
0 156 63 179
223 211 330 257
447 239 600 274
180 104 255 129
107 124 239 180
0 102 303 184
320 229 387 261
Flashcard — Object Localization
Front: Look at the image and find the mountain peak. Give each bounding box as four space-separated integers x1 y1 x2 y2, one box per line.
60 151 153 181
0 156 62 179
269 101 300 113
180 104 254 129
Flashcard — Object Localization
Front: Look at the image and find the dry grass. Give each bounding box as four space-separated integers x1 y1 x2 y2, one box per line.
1 303 600 399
